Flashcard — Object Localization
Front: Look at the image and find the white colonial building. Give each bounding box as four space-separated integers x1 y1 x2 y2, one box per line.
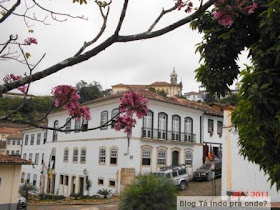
21 91 223 196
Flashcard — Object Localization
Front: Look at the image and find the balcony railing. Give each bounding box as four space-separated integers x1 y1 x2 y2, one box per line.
141 128 196 143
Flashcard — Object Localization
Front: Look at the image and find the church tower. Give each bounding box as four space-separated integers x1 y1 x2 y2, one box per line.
170 68 178 85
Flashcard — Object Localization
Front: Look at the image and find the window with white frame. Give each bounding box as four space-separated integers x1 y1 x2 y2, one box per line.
111 109 119 128
184 117 193 142
81 118 88 131
33 174 37 186
7 140 11 145
64 148 69 162
142 148 151 165
29 153 33 161
36 133 41 145
11 150 14 155
27 173 30 184
16 150 19 155
23 153 27 159
43 132 47 144
53 120 59 142
158 113 167 140
24 135 28 145
17 140 20 145
6 150 9 155
65 118 71 134
41 153 44 165
143 110 153 138
12 140 15 145
73 148 78 163
30 134 34 145
80 148 86 163
172 115 180 141
217 121 223 136
157 150 166 165
35 153 39 165
99 148 106 164
110 148 117 164
208 119 214 134
185 151 193 167
74 118 80 132
100 111 108 130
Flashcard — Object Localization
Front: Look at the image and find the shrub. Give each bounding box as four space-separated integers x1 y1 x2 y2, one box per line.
97 189 112 199
19 183 38 201
119 174 178 210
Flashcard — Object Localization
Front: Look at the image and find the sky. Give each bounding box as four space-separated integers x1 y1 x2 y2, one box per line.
0 0 250 96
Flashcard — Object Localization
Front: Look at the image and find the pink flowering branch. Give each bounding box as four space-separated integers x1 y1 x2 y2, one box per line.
114 91 149 137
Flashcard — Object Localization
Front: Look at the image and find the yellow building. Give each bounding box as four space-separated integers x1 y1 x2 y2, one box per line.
112 69 183 97
0 154 31 210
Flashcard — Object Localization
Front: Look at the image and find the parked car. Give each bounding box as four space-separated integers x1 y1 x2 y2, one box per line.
153 165 189 190
193 160 222 181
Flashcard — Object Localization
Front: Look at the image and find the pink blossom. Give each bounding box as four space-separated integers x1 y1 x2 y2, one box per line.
214 10 235 27
51 85 91 120
244 3 258 14
24 37 38 45
114 91 149 137
3 74 27 93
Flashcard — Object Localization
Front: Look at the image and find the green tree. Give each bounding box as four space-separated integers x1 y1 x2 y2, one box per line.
191 0 280 189
75 80 103 103
119 174 178 210
19 182 38 201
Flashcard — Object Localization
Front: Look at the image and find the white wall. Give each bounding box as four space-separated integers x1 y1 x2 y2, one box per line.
222 109 280 202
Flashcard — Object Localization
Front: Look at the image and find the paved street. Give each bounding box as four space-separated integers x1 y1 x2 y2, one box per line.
179 178 221 196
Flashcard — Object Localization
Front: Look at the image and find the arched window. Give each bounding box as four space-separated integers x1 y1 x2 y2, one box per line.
157 150 166 165
80 148 86 163
81 118 88 131
99 148 106 164
110 147 118 165
184 117 193 142
73 148 78 163
172 115 181 141
74 118 80 132
100 111 108 130
142 148 151 165
158 113 167 140
185 151 193 167
65 118 71 134
142 110 153 138
111 109 119 128
53 120 59 142
63 148 69 162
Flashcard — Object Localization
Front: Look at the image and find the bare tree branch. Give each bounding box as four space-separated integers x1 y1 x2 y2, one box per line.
0 0 216 95
0 0 20 23
147 1 179 32
75 0 111 56
114 0 129 35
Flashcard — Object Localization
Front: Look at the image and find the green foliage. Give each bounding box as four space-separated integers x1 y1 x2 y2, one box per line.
75 80 103 103
19 183 38 201
192 0 280 189
97 188 112 199
218 94 238 105
73 0 87 5
39 193 65 200
119 174 178 210
148 87 167 97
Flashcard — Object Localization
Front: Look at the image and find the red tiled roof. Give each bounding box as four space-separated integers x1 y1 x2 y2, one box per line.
149 81 171 86
184 91 200 96
84 90 223 116
0 154 32 165
0 127 22 134
6 132 23 140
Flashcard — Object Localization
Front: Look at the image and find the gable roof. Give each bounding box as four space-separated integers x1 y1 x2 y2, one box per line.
0 154 32 165
149 82 171 86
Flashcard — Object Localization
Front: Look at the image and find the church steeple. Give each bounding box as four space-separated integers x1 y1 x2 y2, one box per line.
170 68 178 85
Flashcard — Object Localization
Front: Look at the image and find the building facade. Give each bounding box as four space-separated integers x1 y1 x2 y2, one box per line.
21 91 223 196
5 132 23 156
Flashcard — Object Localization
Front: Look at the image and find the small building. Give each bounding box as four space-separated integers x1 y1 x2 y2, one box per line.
0 154 31 210
6 132 23 156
